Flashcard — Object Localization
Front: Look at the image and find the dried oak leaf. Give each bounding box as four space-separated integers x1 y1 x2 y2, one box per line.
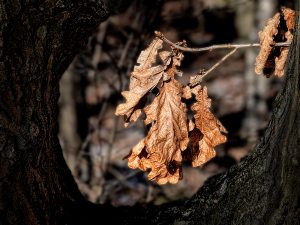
189 86 227 167
274 41 290 77
127 138 150 171
115 38 164 127
282 7 296 31
159 50 172 67
127 78 189 185
255 12 280 75
274 8 295 77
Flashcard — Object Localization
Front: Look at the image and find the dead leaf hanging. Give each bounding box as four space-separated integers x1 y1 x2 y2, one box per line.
255 12 280 76
282 7 296 31
274 8 295 77
124 45 190 184
255 8 295 77
189 86 227 167
127 78 189 184
115 37 164 127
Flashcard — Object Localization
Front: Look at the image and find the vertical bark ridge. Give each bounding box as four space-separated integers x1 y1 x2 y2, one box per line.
0 1 115 224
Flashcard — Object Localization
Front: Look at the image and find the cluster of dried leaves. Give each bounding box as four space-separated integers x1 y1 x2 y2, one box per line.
255 7 295 77
115 7 295 185
115 38 227 184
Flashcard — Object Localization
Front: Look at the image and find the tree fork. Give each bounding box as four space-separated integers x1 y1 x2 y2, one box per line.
0 1 299 225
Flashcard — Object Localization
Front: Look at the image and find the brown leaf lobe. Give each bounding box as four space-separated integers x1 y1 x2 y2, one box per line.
115 38 164 126
190 86 227 167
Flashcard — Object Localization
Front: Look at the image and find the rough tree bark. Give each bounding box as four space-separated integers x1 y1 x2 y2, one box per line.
0 1 133 224
0 1 299 225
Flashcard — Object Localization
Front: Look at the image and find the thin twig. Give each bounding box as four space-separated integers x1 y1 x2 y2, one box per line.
103 112 120 178
203 48 238 79
117 33 134 92
91 20 109 68
118 33 134 68
155 31 291 52
190 48 238 87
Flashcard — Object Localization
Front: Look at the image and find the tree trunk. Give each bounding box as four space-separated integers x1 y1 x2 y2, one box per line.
0 1 299 225
0 1 132 224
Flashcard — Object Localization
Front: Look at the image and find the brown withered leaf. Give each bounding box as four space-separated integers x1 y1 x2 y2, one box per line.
274 8 295 77
159 50 172 67
189 86 227 167
127 78 189 185
115 38 164 126
127 139 150 171
255 12 280 75
274 42 290 77
135 38 163 70
256 8 295 77
282 7 295 31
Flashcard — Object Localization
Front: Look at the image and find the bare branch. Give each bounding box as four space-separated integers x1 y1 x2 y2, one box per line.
155 31 290 52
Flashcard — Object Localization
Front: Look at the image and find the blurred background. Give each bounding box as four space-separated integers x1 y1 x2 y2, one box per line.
58 0 294 206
